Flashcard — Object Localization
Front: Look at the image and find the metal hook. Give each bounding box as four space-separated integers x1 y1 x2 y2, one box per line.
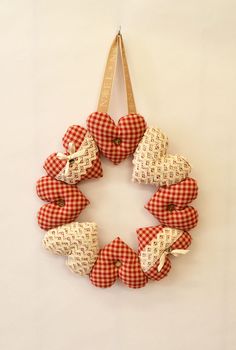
117 25 122 36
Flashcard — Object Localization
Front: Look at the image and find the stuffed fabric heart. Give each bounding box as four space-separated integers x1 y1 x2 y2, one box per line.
132 127 191 187
87 112 147 164
89 237 148 288
137 225 192 281
145 177 198 231
44 125 103 184
43 222 99 275
36 176 89 230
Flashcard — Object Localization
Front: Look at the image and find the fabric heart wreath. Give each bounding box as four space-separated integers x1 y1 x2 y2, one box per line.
35 32 199 289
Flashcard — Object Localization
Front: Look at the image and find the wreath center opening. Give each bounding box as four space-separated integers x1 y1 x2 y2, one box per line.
78 157 158 247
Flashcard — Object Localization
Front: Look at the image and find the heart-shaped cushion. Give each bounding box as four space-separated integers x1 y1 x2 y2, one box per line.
145 177 198 231
132 127 191 186
137 225 192 281
36 176 89 230
44 125 103 184
87 112 147 164
43 222 99 275
89 237 148 288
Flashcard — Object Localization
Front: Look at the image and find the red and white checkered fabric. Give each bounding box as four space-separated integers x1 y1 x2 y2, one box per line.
87 112 147 164
89 237 148 288
145 177 198 231
137 225 192 281
44 125 103 183
36 176 89 230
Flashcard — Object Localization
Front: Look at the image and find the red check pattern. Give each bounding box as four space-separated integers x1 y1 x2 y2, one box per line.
89 237 148 288
145 257 172 281
44 125 103 182
137 225 192 280
44 152 66 178
145 178 198 231
62 124 87 150
44 152 102 181
87 112 147 164
36 176 89 230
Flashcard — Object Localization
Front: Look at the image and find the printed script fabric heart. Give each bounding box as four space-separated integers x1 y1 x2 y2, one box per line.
145 177 198 231
36 176 89 230
43 222 99 275
87 112 147 164
89 237 148 288
44 125 103 184
132 127 191 186
137 225 192 281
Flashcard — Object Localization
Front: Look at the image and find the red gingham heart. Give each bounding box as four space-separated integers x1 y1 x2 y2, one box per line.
137 225 192 281
87 112 147 164
145 178 198 231
44 125 103 183
89 237 148 288
36 176 89 230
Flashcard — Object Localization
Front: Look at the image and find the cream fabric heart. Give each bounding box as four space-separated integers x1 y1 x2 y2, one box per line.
43 222 99 275
139 227 184 273
132 128 191 186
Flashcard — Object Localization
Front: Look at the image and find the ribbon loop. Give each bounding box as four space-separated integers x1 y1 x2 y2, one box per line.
157 249 190 272
97 34 136 114
57 142 87 175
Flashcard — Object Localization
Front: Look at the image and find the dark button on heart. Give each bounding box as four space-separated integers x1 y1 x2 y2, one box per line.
115 260 122 268
57 199 65 207
113 137 122 145
167 204 175 212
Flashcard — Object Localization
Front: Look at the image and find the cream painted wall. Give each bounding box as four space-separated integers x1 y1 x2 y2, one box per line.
0 0 235 349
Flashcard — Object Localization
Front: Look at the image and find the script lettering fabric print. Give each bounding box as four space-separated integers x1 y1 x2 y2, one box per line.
132 127 191 187
137 226 192 280
43 222 99 275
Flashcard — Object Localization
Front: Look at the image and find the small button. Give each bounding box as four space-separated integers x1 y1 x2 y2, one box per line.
113 137 122 145
115 260 122 268
57 199 65 207
167 204 175 212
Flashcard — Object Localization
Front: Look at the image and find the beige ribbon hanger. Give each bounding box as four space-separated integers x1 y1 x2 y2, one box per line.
97 33 137 114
